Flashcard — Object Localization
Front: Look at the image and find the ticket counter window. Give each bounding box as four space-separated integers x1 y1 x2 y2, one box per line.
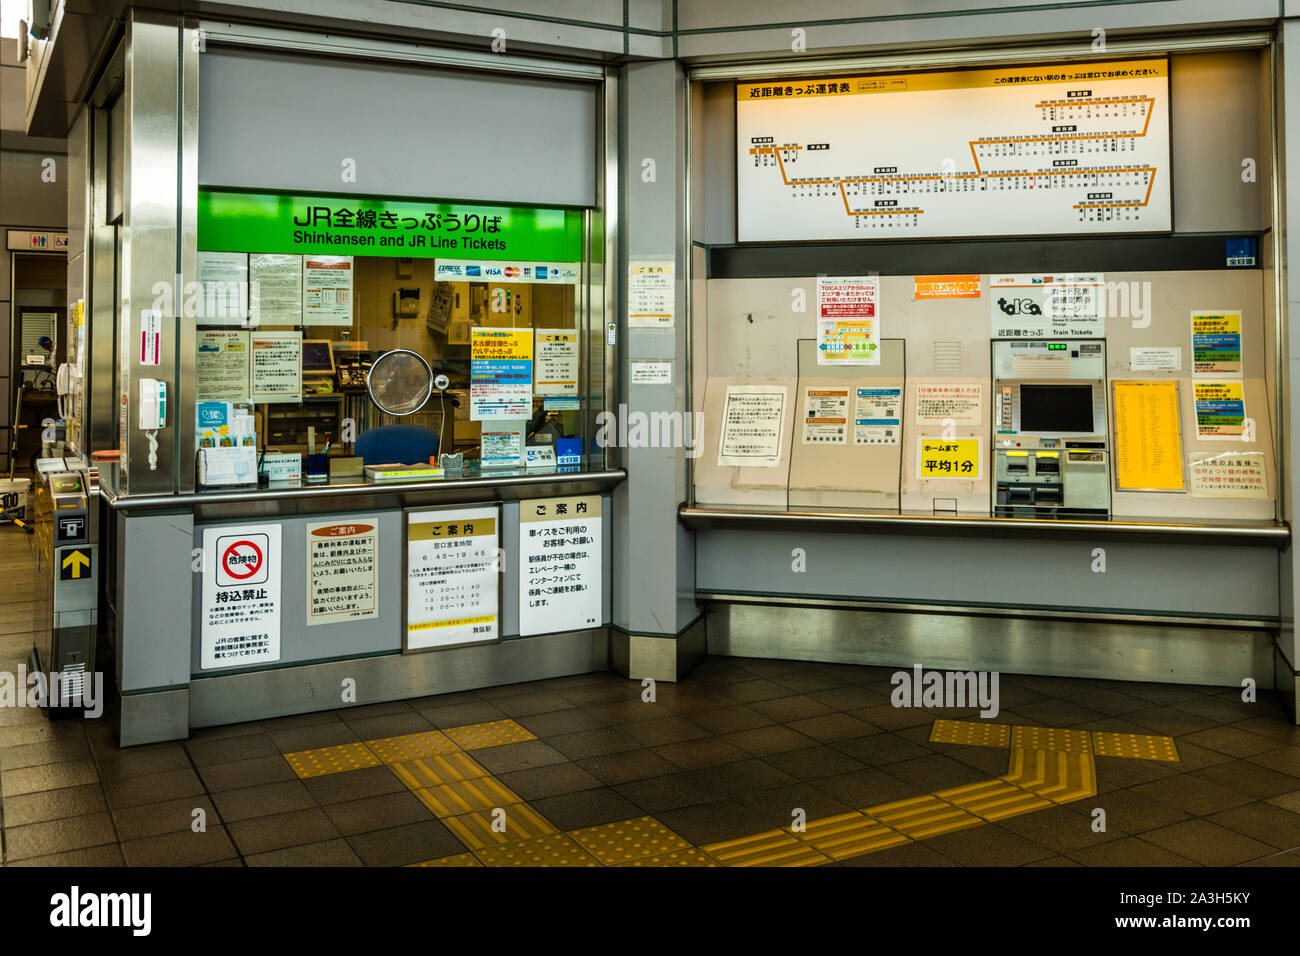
192 191 590 486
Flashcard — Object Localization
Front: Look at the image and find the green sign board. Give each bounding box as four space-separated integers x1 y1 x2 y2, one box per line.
197 189 584 262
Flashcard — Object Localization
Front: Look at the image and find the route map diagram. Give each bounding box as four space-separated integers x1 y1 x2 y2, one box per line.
736 59 1171 242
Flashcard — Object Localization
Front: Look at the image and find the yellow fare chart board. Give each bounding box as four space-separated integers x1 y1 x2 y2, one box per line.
1112 380 1183 491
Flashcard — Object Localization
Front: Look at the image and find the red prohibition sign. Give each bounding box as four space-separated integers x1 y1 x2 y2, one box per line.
221 539 263 580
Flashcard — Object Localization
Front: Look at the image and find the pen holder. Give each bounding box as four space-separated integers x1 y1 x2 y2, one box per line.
306 453 328 477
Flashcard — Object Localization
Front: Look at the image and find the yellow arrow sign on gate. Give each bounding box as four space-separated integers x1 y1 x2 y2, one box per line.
60 549 90 579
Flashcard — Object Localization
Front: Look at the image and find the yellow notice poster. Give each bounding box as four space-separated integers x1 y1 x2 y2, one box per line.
1113 380 1183 491
918 438 981 479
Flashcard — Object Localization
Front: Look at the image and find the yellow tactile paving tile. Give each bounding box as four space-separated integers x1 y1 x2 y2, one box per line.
442 802 556 851
1092 730 1180 761
474 832 601 867
935 777 1054 822
412 777 524 817
929 719 1012 749
408 852 481 867
365 729 460 763
867 794 984 840
702 828 831 867
442 719 537 750
1010 725 1093 754
283 742 381 778
619 848 721 867
388 751 491 790
791 811 910 860
1002 747 1097 804
569 816 690 865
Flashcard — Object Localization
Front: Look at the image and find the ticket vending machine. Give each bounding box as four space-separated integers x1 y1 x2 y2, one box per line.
992 340 1110 517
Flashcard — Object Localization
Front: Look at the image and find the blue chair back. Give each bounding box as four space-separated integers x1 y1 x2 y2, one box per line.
354 424 440 466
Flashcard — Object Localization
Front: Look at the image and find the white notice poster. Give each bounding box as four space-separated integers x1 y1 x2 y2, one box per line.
914 382 983 425
628 261 675 328
801 386 850 444
406 506 500 651
196 251 249 326
630 361 672 385
196 330 252 402
306 518 379 627
303 255 354 326
519 495 602 636
1130 346 1182 371
853 386 902 445
200 523 282 669
250 253 303 327
250 330 302 403
534 329 579 396
718 384 786 467
1188 452 1268 499
989 275 1106 338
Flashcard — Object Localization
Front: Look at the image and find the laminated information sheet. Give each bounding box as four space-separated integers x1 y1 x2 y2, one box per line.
519 495 602 636
801 386 850 444
853 386 902 445
1191 311 1242 375
406 507 499 651
1193 381 1247 440
200 523 281 670
1113 380 1184 491
306 518 379 627
817 276 880 365
196 330 251 402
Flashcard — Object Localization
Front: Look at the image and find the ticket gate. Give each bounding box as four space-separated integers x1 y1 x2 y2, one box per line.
30 460 99 718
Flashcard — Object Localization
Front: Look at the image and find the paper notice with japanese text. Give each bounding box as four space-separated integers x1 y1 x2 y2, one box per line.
801 386 850 445
914 382 982 426
718 385 786 467
1193 381 1247 439
1188 452 1268 499
853 386 902 445
817 276 880 365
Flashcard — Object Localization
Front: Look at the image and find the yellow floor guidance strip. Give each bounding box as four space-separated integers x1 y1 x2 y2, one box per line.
291 716 1179 866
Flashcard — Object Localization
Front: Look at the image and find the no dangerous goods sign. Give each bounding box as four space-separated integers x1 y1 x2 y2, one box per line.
217 533 268 586
202 523 282 670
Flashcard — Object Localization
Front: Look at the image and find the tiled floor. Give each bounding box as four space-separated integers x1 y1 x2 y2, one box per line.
3 525 1300 866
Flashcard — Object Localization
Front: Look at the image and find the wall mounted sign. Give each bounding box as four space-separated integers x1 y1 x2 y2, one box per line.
737 59 1171 241
200 523 282 670
406 506 500 651
199 189 583 262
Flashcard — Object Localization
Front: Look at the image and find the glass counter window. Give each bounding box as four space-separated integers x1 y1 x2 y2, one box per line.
192 190 593 488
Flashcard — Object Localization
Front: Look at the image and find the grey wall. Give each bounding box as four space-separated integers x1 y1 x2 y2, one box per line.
198 47 599 207
178 495 612 679
697 528 1279 620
